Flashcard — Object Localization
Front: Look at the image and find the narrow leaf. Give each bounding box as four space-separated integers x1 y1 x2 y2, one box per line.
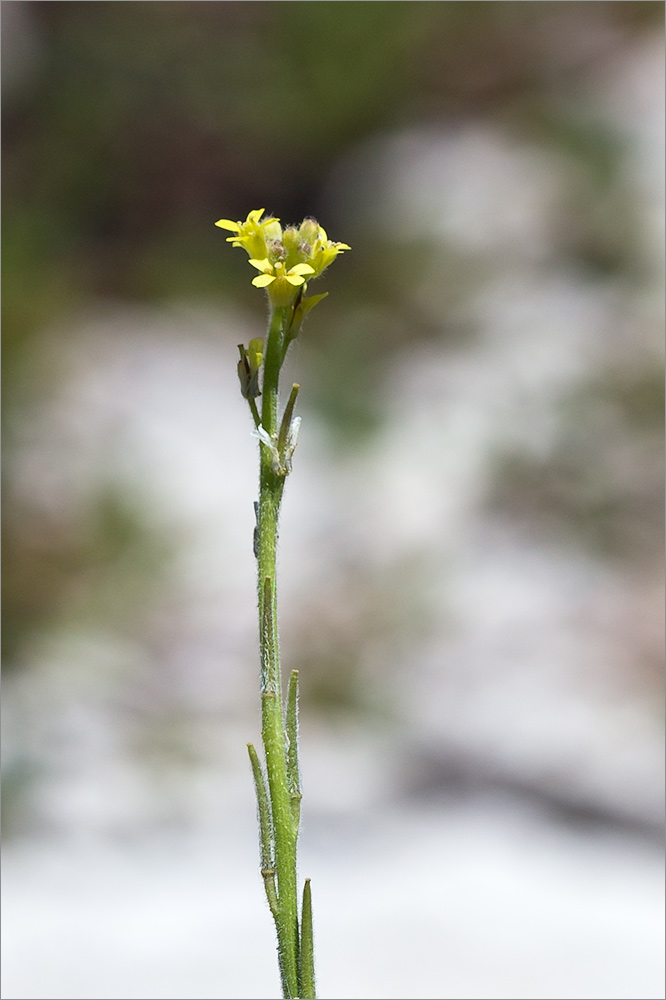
261 576 277 695
247 743 279 918
283 292 329 361
292 292 328 336
299 878 316 999
285 669 302 830
278 384 300 454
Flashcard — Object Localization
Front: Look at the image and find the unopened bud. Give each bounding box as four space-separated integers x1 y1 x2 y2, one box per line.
299 218 319 244
281 227 301 254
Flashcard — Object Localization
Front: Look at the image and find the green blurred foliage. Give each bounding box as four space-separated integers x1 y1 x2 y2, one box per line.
4 2 661 353
2 0 663 697
488 366 665 563
2 483 172 668
3 2 438 327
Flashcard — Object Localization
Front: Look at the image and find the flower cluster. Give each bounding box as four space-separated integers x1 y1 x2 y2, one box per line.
215 209 350 304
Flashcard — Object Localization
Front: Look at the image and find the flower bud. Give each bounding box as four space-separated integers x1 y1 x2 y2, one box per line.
299 218 319 245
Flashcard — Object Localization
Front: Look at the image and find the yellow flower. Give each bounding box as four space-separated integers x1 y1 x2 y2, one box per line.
215 209 282 261
305 224 351 279
248 258 315 304
216 209 350 299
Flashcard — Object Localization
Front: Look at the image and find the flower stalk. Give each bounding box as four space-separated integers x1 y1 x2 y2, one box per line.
218 209 349 999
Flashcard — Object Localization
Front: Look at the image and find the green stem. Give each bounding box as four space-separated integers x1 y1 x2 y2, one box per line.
248 396 261 429
256 305 300 999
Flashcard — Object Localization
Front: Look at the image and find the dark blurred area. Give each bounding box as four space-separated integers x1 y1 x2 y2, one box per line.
2 4 664 997
3 3 661 326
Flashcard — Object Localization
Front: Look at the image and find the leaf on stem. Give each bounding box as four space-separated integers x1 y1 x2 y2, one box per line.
261 576 278 695
253 500 260 560
247 743 279 918
286 670 302 830
277 384 300 456
284 293 329 359
237 344 261 400
276 384 302 476
299 879 316 1000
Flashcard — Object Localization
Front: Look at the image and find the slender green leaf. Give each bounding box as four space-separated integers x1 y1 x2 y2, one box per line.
247 743 279 918
286 669 302 830
299 878 316 999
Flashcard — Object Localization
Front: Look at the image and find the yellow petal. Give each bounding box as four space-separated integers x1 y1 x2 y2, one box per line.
252 274 275 287
318 226 328 242
215 219 241 231
289 263 315 276
248 258 273 273
246 209 265 223
285 275 306 286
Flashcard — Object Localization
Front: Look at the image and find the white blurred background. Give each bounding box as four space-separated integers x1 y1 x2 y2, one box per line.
2 4 664 999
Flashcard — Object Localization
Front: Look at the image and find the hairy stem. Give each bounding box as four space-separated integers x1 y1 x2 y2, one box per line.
256 305 300 998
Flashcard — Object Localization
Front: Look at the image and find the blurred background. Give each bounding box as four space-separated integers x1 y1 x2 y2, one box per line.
2 3 664 999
